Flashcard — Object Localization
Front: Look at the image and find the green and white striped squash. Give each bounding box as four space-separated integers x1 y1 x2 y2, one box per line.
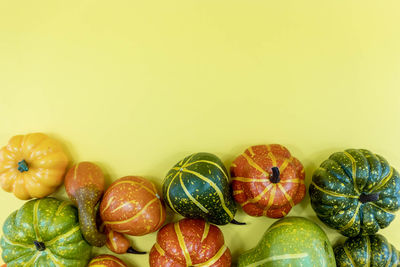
335 234 400 266
238 217 336 267
309 149 400 237
162 152 237 225
1 197 92 267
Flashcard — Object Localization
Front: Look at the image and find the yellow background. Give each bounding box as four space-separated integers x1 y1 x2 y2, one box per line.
1 1 400 266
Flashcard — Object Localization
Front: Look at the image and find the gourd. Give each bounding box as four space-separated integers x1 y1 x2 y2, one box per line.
149 218 231 267
162 152 240 225
100 176 165 254
309 149 400 237
335 234 400 267
88 254 128 267
237 216 336 267
231 144 305 218
0 197 91 267
0 133 68 200
64 161 106 247
104 228 145 254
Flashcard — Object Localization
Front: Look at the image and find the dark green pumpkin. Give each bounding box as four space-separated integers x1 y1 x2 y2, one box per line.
309 149 400 237
335 234 400 266
1 197 92 267
162 152 237 225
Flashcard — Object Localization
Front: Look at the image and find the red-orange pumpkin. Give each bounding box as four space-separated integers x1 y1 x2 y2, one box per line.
149 218 231 267
88 254 128 267
100 176 166 254
231 144 305 218
100 176 165 235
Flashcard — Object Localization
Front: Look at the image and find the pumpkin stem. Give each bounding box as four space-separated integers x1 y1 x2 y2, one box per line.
359 192 380 203
34 241 46 251
270 167 280 183
126 247 146 254
17 160 29 172
230 219 246 225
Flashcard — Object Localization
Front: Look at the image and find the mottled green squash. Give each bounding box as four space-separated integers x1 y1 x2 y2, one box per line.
238 217 336 267
1 197 92 267
335 234 400 266
309 149 400 237
162 152 237 225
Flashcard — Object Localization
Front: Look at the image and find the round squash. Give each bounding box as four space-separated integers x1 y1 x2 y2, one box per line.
149 218 231 267
231 144 305 218
0 197 91 267
100 176 166 236
238 217 336 267
162 152 237 225
335 234 399 266
88 254 128 267
309 149 400 237
0 133 68 200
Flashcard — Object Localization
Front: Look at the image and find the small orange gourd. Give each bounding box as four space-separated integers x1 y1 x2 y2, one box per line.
88 255 128 267
0 133 68 200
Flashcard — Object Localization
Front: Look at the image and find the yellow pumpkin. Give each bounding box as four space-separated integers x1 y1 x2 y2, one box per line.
0 133 68 199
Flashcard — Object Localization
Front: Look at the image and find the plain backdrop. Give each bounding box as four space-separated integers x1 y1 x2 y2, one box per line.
1 1 400 266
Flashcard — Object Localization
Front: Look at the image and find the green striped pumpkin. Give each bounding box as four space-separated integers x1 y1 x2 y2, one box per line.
309 149 400 237
162 152 237 225
335 234 400 266
238 217 336 267
1 197 92 267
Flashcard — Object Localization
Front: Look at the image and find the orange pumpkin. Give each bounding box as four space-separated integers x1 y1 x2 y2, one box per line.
149 218 231 267
101 176 166 235
100 176 166 254
0 133 68 199
231 144 305 218
88 254 128 267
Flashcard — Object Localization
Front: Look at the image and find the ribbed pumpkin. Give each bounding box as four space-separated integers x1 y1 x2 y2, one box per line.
335 234 400 267
309 149 400 237
100 176 166 236
231 144 305 218
0 198 91 267
162 153 237 225
149 218 231 267
0 133 68 200
88 254 128 267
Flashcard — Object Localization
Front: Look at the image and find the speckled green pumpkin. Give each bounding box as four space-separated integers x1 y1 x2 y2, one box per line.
309 149 400 237
238 217 336 267
335 234 400 266
162 152 237 225
1 197 92 267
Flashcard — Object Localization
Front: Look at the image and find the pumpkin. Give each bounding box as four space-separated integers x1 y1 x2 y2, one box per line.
100 176 165 253
0 197 91 267
231 144 305 218
0 133 68 200
88 254 128 267
65 162 106 247
309 149 400 237
334 234 400 267
149 218 231 267
162 152 238 225
237 216 336 267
